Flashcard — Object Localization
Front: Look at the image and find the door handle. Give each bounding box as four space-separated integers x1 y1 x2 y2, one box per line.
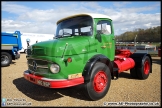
101 46 106 48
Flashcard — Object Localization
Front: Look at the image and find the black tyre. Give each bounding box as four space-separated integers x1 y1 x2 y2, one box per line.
137 56 151 79
84 62 111 101
1 52 12 67
130 67 138 78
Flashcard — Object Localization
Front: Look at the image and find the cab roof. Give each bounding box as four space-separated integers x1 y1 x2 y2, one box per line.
56 13 112 25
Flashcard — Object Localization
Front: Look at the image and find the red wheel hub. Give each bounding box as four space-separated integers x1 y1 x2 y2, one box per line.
93 71 108 93
144 60 150 75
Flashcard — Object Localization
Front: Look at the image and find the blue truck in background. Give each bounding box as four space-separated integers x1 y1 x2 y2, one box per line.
1 31 22 67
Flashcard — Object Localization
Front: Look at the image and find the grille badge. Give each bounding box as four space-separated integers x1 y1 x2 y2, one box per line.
32 60 37 71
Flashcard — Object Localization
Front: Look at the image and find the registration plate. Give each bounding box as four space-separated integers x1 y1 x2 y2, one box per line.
29 77 36 82
68 73 82 79
37 80 50 87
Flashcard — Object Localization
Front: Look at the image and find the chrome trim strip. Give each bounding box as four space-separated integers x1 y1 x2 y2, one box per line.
37 65 48 69
28 64 48 69
24 72 29 75
41 78 67 81
27 58 53 63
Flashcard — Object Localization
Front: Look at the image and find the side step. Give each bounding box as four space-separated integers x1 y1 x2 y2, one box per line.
112 68 119 80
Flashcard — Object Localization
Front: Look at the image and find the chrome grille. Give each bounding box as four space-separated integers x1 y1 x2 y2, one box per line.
28 59 48 65
27 59 49 73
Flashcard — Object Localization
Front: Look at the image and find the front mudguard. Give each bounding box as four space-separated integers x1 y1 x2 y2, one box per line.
82 54 113 83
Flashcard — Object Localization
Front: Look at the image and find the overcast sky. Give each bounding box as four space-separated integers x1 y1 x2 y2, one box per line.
1 1 161 35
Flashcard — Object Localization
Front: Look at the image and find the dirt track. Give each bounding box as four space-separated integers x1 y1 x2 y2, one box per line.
1 54 161 107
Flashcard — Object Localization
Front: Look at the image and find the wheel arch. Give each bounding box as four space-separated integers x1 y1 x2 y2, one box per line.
82 54 113 83
130 53 152 73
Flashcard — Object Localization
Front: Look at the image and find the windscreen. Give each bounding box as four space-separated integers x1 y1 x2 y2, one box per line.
56 15 93 38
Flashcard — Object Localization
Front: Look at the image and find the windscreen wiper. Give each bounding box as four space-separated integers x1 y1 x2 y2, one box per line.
54 35 63 39
55 33 73 39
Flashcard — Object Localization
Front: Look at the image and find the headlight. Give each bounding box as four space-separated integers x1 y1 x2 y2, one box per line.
50 64 60 73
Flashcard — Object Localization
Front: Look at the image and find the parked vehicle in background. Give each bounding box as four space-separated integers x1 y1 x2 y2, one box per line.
158 44 161 57
1 31 22 67
19 32 54 53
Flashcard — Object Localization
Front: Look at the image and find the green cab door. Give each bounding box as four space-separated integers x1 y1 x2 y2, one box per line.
94 19 115 61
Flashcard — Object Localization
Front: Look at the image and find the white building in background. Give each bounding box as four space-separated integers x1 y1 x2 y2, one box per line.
19 32 55 53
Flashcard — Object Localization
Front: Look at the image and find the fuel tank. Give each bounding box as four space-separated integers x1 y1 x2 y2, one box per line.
114 55 135 73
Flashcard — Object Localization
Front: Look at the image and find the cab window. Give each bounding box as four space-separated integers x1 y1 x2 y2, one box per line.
97 20 112 35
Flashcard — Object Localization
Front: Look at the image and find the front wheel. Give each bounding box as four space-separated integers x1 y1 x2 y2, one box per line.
84 62 111 101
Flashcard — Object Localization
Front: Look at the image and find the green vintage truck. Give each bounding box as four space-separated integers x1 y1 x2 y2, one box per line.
24 13 152 100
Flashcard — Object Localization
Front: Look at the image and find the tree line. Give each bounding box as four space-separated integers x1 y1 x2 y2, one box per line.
115 26 161 42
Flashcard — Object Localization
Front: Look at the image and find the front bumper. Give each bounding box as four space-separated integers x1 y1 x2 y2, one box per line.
24 70 84 88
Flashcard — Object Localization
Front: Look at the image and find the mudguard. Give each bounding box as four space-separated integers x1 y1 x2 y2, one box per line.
130 53 152 73
82 54 113 83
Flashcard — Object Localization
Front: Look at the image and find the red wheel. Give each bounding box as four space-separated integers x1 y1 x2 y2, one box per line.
137 56 151 79
83 62 111 101
144 60 149 75
93 71 108 93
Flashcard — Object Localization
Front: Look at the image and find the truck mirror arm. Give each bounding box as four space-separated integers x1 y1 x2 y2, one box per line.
95 33 102 42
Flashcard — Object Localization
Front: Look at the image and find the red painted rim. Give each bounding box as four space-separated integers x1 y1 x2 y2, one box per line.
144 60 150 75
93 71 108 93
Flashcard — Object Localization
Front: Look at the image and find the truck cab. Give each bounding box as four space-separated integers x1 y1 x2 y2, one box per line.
24 13 152 101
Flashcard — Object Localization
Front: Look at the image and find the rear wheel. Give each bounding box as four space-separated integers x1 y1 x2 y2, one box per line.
84 62 111 101
137 56 151 79
1 52 12 67
130 56 151 79
130 67 138 78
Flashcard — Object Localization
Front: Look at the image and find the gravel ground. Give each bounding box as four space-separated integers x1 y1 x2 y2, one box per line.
1 54 161 107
